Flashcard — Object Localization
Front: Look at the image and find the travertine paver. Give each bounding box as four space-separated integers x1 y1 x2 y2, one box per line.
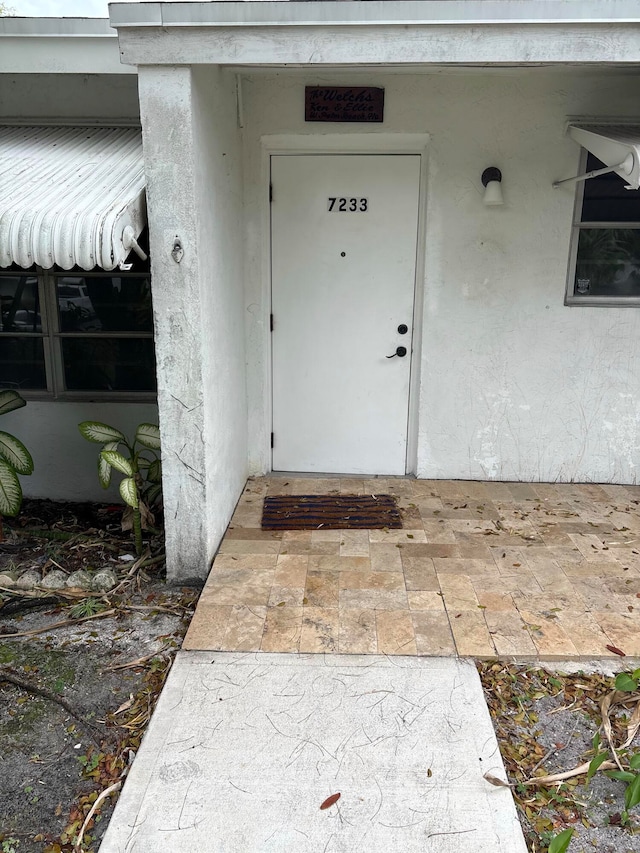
184 477 640 658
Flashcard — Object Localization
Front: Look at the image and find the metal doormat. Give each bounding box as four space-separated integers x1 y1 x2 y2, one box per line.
261 494 402 530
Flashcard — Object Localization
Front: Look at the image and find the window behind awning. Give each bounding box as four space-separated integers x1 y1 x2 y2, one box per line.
568 124 640 190
0 126 146 271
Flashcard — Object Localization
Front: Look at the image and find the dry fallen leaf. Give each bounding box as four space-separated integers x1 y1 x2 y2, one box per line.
114 694 135 715
320 793 341 810
483 772 512 788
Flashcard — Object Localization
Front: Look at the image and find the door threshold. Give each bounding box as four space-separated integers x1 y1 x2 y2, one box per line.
269 471 417 479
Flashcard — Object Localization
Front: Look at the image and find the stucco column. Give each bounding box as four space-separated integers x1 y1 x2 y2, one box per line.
138 65 248 582
138 66 212 582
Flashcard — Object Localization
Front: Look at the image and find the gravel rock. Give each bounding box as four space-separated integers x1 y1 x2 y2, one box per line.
91 568 118 592
40 569 68 590
15 569 41 590
65 569 93 590
0 573 16 588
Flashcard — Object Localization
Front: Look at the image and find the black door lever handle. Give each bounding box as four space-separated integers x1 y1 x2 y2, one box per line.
386 346 407 358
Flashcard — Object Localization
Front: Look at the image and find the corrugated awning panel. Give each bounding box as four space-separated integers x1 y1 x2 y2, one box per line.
0 126 146 271
568 124 640 189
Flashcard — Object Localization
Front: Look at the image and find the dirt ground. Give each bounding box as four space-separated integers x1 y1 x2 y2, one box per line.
479 662 640 853
0 500 198 853
1 501 639 853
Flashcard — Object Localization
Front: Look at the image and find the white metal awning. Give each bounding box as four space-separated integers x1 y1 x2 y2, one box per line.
556 124 640 190
0 125 147 271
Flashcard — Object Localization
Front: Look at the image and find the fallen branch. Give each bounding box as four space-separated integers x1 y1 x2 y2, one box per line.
0 594 61 616
104 646 170 672
109 552 164 596
0 667 103 746
601 690 626 771
74 779 122 851
623 699 640 748
522 759 616 786
121 604 189 617
0 608 116 639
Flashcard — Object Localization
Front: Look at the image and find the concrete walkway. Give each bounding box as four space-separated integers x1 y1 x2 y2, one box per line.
100 476 640 850
99 652 526 852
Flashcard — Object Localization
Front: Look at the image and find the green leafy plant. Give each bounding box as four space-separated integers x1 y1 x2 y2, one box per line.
615 669 640 693
0 389 34 538
78 421 161 555
547 828 573 853
70 598 107 619
596 669 640 826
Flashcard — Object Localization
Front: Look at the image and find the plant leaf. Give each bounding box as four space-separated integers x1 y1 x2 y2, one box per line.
319 793 340 810
119 477 138 509
101 450 134 477
624 773 640 812
605 770 637 782
548 828 573 853
147 459 162 483
615 673 638 692
146 483 162 505
135 423 161 450
0 431 33 475
79 421 125 445
0 457 23 516
630 754 640 771
0 389 27 417
98 440 119 489
587 751 610 782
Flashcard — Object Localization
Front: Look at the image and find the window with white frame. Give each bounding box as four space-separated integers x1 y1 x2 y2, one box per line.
0 246 155 397
567 151 640 305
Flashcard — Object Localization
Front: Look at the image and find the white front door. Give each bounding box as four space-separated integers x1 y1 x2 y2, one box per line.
271 154 420 475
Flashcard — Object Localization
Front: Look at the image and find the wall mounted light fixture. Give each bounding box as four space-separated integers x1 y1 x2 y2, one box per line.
481 167 504 206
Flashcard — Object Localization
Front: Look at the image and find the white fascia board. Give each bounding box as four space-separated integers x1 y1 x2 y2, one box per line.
114 22 640 67
0 18 114 36
0 17 134 74
109 1 640 27
110 1 640 66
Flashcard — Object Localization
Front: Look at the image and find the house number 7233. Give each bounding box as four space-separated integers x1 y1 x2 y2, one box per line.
328 197 368 212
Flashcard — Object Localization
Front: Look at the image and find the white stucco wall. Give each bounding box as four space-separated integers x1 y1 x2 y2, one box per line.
241 68 640 484
0 74 140 120
192 66 249 564
138 66 247 582
3 401 158 502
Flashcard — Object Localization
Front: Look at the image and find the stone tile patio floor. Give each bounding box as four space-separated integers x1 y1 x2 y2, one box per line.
184 477 640 659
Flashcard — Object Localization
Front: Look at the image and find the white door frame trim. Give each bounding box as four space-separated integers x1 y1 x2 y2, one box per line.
260 133 430 475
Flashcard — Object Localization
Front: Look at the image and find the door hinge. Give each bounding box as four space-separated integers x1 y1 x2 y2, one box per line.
269 183 273 203
271 432 274 449
270 313 274 332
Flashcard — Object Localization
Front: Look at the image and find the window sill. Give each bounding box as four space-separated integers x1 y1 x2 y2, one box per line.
14 391 158 404
565 295 640 308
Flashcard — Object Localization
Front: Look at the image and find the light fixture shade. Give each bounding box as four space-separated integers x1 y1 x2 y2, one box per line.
483 180 504 206
481 167 504 206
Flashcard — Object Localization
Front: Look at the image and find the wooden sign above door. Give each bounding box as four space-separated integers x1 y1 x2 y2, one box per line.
305 87 384 123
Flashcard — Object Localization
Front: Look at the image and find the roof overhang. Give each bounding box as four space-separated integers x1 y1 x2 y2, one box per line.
562 125 640 189
0 126 147 272
109 1 640 67
0 18 135 74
